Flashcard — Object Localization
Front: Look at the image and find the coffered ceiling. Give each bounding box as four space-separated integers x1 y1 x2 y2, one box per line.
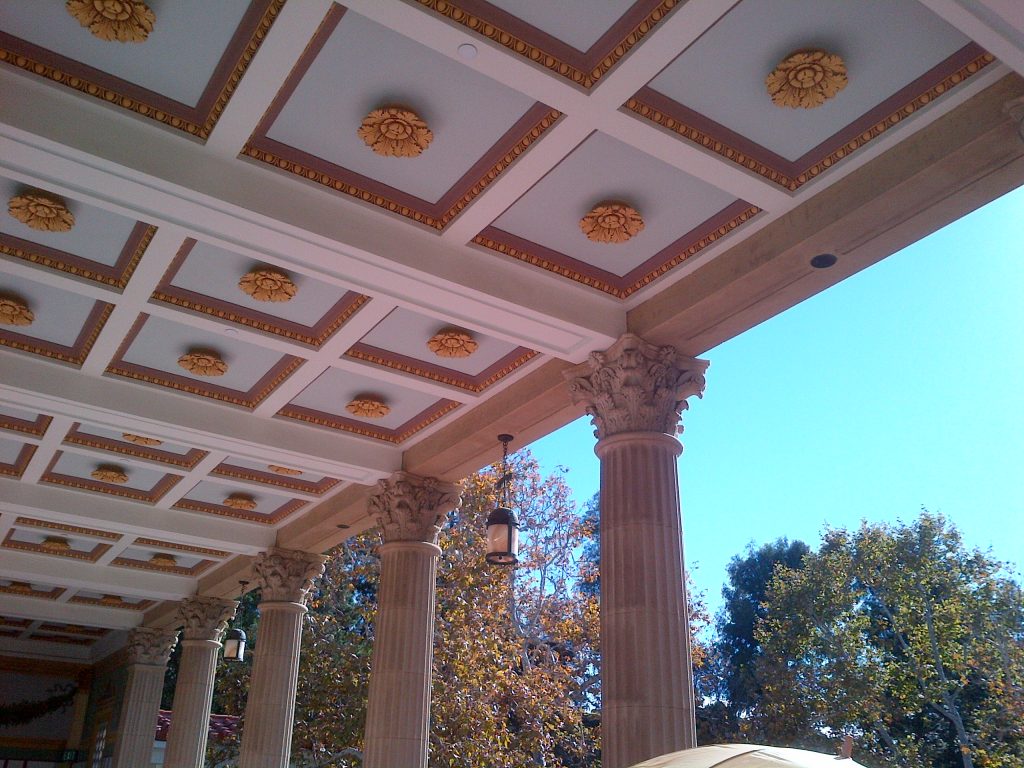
0 0 1022 661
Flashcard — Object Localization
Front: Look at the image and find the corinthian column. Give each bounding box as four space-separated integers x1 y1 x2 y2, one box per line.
112 627 179 768
164 596 237 768
238 548 326 768
565 333 709 768
363 472 460 768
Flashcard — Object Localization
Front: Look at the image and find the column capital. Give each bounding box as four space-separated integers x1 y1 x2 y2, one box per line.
253 547 327 604
125 626 179 667
176 595 238 642
565 333 709 440
368 471 460 544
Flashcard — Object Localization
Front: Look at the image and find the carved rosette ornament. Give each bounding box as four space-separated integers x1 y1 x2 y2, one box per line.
176 595 237 642
358 106 434 157
42 536 72 552
238 269 297 302
177 351 228 377
253 547 327 604
580 202 645 244
564 333 709 440
346 396 390 419
122 433 163 446
149 553 177 567
8 192 76 232
268 464 303 476
368 471 460 545
124 626 179 666
766 49 848 109
427 328 478 358
223 494 257 511
0 296 34 327
66 0 156 43
91 466 129 484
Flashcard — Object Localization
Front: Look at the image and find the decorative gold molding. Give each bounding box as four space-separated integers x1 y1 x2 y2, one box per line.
766 49 848 109
2 536 107 563
426 328 478 358
71 594 153 611
242 108 561 230
280 400 461 444
133 537 229 558
173 497 305 524
345 345 539 394
177 350 228 377
238 268 297 302
345 396 390 419
63 426 208 469
0 302 113 366
14 516 121 541
358 106 433 157
210 463 341 495
579 202 644 244
1 582 64 600
91 466 128 484
0 296 34 327
415 0 680 88
7 192 75 232
121 433 162 446
66 0 156 44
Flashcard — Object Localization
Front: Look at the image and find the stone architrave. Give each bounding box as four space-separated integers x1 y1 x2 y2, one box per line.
112 627 179 768
565 333 709 768
363 472 459 768
164 596 238 768
238 549 326 768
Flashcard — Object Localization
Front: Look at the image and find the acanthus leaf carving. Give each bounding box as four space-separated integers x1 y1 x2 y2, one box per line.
125 626 179 666
564 333 708 440
176 596 237 642
253 547 326 604
368 471 460 544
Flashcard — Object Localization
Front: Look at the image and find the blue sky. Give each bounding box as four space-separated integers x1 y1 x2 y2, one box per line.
529 183 1024 618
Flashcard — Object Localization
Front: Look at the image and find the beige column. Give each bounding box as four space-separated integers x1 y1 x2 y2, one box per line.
566 333 709 768
111 627 179 768
164 596 238 768
238 548 326 768
363 472 460 768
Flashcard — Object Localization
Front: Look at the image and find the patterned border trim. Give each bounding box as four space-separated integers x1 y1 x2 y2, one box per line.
38 624 109 637
416 0 679 89
1 534 111 563
63 423 208 469
242 108 561 231
625 48 996 192
110 556 215 577
0 301 114 366
0 223 156 289
0 412 52 438
0 584 64 600
40 453 182 503
0 1 285 140
471 204 760 299
172 497 306 525
70 595 154 612
209 463 341 495
0 617 32 629
278 400 461 444
133 537 230 559
0 444 36 479
29 633 95 646
13 516 121 541
344 345 538 393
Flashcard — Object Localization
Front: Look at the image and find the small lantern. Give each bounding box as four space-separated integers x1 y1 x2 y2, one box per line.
486 505 519 565
222 628 246 662
485 434 519 566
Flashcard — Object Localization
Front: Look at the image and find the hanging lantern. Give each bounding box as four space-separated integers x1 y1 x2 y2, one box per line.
222 627 247 662
485 434 519 566
223 580 249 662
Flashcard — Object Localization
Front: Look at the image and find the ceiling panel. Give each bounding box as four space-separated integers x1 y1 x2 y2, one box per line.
0 434 34 478
63 423 208 469
173 479 305 525
210 456 342 496
243 5 559 230
40 449 181 503
0 405 51 438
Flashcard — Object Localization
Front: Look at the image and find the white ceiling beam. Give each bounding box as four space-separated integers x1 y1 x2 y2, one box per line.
0 594 140 630
0 478 275 553
204 0 336 156
917 0 1024 77
19 414 73 484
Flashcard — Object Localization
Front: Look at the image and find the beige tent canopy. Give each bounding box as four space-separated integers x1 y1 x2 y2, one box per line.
630 744 865 768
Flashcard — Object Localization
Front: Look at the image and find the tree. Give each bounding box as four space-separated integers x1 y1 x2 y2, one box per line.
756 512 1024 768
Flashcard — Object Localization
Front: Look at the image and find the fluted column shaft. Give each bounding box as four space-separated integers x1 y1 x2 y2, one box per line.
112 628 179 768
597 431 694 766
238 602 307 768
363 541 442 768
163 639 221 767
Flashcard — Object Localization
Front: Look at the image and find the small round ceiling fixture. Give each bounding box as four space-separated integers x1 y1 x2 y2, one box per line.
66 0 156 43
178 350 228 377
0 295 34 327
7 191 75 232
427 327 478 358
580 202 645 244
809 253 838 269
346 396 391 419
458 43 478 60
92 465 129 484
224 494 258 511
238 268 297 302
122 433 163 447
358 106 433 158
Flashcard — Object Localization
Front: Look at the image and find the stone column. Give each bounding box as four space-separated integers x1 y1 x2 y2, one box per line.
238 548 326 768
363 472 460 768
164 596 238 768
566 333 709 768
112 627 179 768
